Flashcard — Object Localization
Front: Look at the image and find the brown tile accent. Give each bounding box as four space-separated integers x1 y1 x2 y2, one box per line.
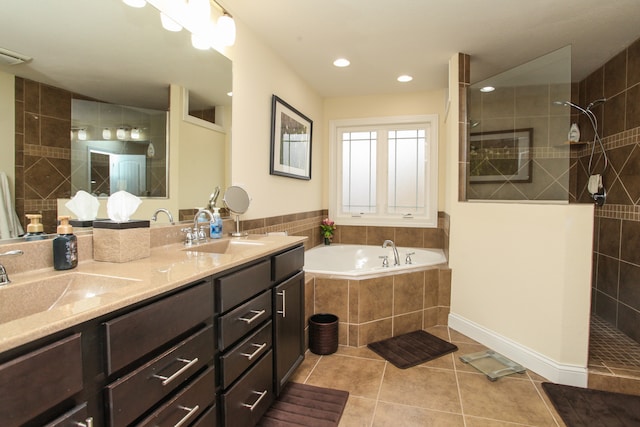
358 277 393 323
393 311 423 337
314 278 349 321
604 50 627 99
394 272 424 315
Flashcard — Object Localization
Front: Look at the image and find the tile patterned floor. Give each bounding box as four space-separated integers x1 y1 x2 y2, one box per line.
587 315 640 395
290 326 567 427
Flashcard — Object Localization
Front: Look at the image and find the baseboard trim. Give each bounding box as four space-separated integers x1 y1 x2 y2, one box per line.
448 313 587 387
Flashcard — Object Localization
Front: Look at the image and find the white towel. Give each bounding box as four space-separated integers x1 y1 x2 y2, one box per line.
588 174 602 195
0 172 24 239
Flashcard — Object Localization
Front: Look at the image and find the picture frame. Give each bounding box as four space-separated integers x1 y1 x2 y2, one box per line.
469 128 533 183
270 95 313 180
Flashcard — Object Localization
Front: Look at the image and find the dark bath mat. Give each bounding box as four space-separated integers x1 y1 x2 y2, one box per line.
542 382 640 427
367 330 458 369
258 382 349 427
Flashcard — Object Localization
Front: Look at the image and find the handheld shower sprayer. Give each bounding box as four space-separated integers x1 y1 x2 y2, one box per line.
554 98 608 206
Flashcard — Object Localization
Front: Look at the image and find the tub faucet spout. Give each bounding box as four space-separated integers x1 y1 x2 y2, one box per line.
382 240 400 266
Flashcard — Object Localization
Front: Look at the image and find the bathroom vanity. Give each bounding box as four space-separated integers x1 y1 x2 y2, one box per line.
0 236 305 427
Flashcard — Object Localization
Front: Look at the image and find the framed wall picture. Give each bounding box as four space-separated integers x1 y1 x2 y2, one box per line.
270 95 312 180
469 128 533 183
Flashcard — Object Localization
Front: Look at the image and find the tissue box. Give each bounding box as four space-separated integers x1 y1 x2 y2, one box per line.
93 220 150 263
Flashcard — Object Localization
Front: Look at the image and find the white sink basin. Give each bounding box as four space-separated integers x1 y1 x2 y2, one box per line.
182 239 267 255
0 272 140 323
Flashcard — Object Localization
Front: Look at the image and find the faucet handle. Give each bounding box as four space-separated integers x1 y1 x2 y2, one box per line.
379 255 389 268
405 252 415 264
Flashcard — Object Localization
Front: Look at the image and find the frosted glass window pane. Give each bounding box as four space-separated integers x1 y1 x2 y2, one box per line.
388 130 425 214
341 131 376 213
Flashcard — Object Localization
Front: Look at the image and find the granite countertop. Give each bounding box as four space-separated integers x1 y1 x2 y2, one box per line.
0 234 306 353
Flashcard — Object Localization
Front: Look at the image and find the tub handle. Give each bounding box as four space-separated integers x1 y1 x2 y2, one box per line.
405 252 415 264
379 255 389 268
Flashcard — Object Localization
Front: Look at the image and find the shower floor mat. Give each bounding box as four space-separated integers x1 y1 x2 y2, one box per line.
460 350 526 381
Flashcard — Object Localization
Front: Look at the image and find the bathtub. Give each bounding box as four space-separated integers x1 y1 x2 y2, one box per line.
304 244 446 279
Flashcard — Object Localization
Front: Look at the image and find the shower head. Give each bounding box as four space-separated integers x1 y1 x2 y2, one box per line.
587 98 607 110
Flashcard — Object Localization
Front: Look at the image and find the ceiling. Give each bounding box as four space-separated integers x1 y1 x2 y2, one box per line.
1 0 640 106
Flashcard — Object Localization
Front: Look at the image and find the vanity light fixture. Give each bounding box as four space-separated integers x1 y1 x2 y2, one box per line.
123 0 147 8
77 128 87 141
131 128 140 139
116 128 127 140
137 0 236 49
397 75 413 83
102 128 112 140
480 86 495 93
333 58 350 67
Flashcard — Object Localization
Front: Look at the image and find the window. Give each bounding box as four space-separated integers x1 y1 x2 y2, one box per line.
329 115 438 227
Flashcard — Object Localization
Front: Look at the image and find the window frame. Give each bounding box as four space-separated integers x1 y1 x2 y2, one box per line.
329 114 438 228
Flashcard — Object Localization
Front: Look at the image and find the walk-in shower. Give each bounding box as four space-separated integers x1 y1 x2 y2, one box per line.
553 99 608 206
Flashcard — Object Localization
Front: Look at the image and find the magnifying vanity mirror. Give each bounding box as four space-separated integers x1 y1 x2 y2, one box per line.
223 186 250 237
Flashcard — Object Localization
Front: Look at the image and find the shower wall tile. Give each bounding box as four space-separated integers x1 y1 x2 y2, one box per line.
627 84 640 130
619 261 640 312
604 50 627 99
628 38 640 86
620 220 640 265
594 291 617 324
603 92 626 137
617 305 640 343
598 217 621 258
596 254 619 298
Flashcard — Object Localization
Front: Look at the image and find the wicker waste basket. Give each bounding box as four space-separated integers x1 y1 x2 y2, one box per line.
309 313 339 355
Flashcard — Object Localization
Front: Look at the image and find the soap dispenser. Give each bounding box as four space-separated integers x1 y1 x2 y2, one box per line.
211 208 223 239
25 214 46 241
53 216 78 270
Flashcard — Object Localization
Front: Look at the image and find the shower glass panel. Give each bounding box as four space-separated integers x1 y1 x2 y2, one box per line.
466 46 572 202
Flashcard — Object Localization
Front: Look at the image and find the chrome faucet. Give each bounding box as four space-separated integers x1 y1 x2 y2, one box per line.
382 240 400 266
193 208 215 243
0 250 24 286
151 208 174 224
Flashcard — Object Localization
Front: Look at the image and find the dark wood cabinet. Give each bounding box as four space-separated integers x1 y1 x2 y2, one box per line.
0 333 84 427
273 270 305 395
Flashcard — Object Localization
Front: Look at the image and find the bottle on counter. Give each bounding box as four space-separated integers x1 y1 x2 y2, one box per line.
211 208 223 239
53 215 78 271
24 214 46 241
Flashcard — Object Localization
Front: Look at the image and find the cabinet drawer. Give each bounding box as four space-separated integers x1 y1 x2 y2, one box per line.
138 366 216 427
216 260 271 312
106 325 214 427
44 402 89 427
104 281 213 374
222 350 274 427
192 404 217 427
0 333 83 427
220 320 272 389
272 245 304 282
219 290 271 350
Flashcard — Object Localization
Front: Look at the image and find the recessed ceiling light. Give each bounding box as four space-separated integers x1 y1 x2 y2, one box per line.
480 86 495 93
333 58 350 67
397 75 413 83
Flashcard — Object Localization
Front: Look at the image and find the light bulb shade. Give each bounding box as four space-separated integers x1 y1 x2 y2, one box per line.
131 128 140 139
188 0 210 18
160 12 182 32
123 0 146 8
216 14 236 46
102 128 111 139
116 128 126 140
191 32 210 50
78 129 87 140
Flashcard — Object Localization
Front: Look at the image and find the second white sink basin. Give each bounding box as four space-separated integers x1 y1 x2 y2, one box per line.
182 238 267 255
0 272 140 324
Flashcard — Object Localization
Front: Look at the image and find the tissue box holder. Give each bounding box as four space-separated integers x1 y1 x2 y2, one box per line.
93 220 150 263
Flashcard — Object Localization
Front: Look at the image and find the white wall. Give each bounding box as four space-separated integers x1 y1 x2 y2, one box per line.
0 72 15 192
444 54 594 386
227 19 324 220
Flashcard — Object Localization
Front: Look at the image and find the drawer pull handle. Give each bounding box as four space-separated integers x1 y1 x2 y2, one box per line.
74 418 94 427
152 357 199 386
277 290 286 318
242 390 268 412
240 342 267 360
238 309 266 324
175 405 200 427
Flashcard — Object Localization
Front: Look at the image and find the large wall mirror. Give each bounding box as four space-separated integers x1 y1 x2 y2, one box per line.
0 0 232 239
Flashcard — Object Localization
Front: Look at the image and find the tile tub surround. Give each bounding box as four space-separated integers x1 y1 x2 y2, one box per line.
306 267 452 347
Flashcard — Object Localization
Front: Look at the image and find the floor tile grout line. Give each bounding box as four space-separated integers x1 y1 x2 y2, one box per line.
370 361 388 427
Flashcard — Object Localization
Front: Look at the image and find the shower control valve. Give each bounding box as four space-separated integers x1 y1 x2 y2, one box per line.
405 252 415 264
379 255 389 268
